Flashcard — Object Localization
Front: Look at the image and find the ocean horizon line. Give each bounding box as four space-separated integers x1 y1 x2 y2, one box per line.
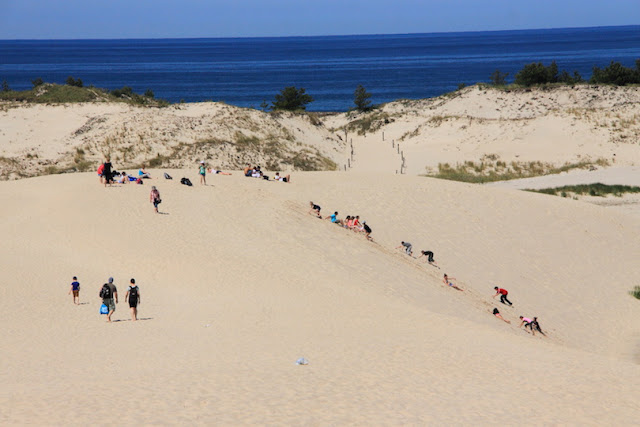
2 24 638 42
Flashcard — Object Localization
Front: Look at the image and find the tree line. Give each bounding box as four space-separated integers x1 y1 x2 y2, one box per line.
489 59 640 87
3 58 638 110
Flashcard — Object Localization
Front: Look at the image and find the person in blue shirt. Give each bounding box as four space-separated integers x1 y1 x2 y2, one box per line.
325 211 343 225
68 276 80 305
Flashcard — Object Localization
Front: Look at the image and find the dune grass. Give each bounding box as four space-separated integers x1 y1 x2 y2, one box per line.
427 156 610 183
0 83 167 106
526 183 640 198
630 286 640 300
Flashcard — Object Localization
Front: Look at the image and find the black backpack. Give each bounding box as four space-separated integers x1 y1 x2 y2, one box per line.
129 286 139 298
180 177 193 186
164 173 173 180
99 284 112 299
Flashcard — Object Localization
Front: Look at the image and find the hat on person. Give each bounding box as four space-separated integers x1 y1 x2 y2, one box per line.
200 160 205 164
108 277 114 283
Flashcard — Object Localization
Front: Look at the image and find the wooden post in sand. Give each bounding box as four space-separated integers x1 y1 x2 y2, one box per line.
382 132 385 141
392 140 395 148
397 144 400 154
348 159 351 168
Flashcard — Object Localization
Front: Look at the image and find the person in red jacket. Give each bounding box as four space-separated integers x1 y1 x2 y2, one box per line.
493 287 513 306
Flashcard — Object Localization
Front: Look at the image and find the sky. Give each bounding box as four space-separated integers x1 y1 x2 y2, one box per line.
1 0 639 39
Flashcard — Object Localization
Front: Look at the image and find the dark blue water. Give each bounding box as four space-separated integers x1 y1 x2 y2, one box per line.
1 26 639 111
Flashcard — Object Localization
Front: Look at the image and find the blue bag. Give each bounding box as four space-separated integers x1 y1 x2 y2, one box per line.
100 304 109 315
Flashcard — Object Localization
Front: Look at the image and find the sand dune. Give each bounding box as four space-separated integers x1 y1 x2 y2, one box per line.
2 85 640 181
1 170 639 424
325 85 640 175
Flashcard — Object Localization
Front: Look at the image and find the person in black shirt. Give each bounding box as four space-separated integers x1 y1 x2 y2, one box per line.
103 158 113 187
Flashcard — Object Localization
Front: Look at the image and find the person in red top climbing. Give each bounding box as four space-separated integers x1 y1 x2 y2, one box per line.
493 287 513 306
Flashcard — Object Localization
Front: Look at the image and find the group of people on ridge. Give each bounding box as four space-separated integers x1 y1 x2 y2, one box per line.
309 202 372 240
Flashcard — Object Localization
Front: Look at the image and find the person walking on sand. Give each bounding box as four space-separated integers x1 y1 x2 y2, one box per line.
125 278 141 321
396 241 413 256
150 186 161 213
493 287 513 306
199 161 207 185
100 277 118 322
492 308 511 323
443 274 463 291
68 276 80 305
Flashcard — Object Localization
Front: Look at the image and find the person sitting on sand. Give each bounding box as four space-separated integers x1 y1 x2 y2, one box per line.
309 202 321 218
344 215 352 228
492 308 510 323
273 172 291 183
352 215 361 231
150 186 161 213
396 241 413 256
116 171 128 184
443 274 463 291
243 163 252 177
493 287 513 306
138 165 151 179
418 250 436 264
209 168 232 175
326 211 343 225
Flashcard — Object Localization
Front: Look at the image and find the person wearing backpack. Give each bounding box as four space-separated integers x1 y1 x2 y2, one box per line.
125 278 141 321
99 277 118 322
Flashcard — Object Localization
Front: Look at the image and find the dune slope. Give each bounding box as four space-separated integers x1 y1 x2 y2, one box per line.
0 171 639 424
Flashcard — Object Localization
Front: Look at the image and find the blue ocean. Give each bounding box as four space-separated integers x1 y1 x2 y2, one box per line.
1 26 639 111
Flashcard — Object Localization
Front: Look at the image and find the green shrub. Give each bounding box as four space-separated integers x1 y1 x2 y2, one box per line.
526 183 640 197
428 158 611 183
65 76 83 87
489 70 509 86
630 286 640 300
590 60 640 85
272 86 313 111
353 84 372 111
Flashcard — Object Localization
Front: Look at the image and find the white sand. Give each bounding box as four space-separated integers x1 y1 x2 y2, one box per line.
2 86 640 423
1 170 639 424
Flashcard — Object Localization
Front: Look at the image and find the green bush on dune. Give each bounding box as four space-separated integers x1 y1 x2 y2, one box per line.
427 157 610 183
526 183 640 198
0 82 166 106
